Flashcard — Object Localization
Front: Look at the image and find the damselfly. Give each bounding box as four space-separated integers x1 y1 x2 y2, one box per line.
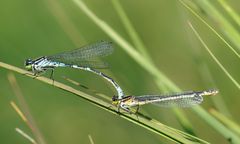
24 41 124 98
112 89 218 113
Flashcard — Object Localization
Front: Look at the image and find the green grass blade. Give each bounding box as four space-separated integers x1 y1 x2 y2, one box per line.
192 106 240 143
72 0 179 91
190 0 240 51
111 0 195 133
179 0 240 58
180 0 235 118
15 128 37 144
0 61 210 144
8 73 46 144
44 0 86 45
188 22 240 90
179 0 240 59
217 0 240 27
72 0 240 142
185 36 232 116
210 108 240 136
110 0 152 62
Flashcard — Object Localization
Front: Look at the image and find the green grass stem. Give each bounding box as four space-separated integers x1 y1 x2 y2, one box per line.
71 1 240 143
0 61 210 144
111 0 195 133
210 108 240 136
217 0 240 27
188 22 240 90
189 0 240 51
179 0 240 59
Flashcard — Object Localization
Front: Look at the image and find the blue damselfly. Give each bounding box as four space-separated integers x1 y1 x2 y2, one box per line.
24 41 124 98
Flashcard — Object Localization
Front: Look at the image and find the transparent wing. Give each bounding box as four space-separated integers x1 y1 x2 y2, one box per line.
46 41 113 67
135 91 203 107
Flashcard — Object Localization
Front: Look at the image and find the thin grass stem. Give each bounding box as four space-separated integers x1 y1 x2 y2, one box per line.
210 108 240 136
0 61 210 143
71 1 240 143
179 0 240 59
15 128 37 144
188 22 240 90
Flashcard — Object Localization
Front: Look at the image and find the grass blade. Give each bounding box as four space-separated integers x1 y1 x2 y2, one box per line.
15 128 37 144
88 135 95 144
217 0 240 27
111 0 195 133
190 0 240 50
179 0 240 59
188 22 240 90
111 0 152 62
8 73 46 144
0 61 211 143
71 1 240 142
210 108 240 136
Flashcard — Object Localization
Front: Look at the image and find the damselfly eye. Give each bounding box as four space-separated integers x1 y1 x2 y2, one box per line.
25 59 33 66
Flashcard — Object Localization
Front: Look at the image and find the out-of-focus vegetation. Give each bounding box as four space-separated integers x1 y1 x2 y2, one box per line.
0 0 239 143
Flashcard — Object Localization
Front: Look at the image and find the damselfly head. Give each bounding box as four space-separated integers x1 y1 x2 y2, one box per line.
24 59 33 70
112 95 118 101
112 95 120 105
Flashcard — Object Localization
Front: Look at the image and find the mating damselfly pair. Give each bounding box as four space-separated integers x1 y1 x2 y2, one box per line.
25 41 218 113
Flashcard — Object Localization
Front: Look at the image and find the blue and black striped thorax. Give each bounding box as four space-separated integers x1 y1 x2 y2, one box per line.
25 56 66 72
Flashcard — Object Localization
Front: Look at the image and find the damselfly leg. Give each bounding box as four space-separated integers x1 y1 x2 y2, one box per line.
49 69 55 85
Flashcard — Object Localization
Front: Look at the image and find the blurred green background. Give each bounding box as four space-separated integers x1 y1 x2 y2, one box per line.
0 0 239 143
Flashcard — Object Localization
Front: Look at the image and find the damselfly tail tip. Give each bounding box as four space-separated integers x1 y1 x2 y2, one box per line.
203 89 219 96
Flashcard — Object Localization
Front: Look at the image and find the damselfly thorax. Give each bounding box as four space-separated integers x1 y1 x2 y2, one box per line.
25 56 66 74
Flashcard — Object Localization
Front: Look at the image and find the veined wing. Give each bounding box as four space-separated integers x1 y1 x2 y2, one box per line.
46 41 113 65
135 91 203 107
